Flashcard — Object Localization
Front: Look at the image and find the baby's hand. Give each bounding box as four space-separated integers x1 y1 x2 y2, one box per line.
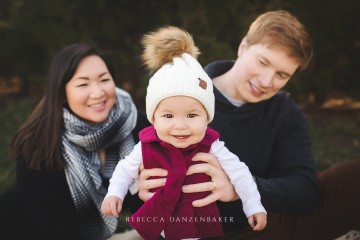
101 196 123 218
248 212 267 231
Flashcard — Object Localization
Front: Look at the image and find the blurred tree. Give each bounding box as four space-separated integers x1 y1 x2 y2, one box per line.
0 0 359 105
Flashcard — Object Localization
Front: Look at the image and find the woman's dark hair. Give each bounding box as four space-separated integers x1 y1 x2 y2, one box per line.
11 43 117 170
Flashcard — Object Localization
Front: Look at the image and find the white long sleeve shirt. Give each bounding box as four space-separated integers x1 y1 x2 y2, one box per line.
106 139 266 217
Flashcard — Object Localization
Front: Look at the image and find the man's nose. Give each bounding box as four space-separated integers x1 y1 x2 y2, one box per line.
260 70 274 88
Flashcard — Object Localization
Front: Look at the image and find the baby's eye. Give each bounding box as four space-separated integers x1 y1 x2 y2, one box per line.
164 114 173 118
188 114 196 118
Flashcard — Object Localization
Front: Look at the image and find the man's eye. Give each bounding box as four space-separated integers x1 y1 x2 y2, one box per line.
277 73 288 80
259 59 267 66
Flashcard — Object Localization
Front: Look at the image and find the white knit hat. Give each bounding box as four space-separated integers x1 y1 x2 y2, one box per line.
146 53 214 123
142 26 214 124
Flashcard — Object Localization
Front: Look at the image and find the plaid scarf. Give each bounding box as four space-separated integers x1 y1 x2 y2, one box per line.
62 88 137 239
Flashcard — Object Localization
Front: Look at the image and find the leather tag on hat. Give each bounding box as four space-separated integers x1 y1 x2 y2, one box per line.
198 78 207 90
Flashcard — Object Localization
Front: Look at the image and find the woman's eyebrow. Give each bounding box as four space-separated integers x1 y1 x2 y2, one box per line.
74 72 109 80
99 72 109 78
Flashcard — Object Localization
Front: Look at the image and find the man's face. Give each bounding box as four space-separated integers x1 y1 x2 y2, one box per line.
232 43 300 103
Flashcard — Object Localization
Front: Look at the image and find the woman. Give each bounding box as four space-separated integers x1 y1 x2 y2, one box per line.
0 43 149 240
137 10 360 240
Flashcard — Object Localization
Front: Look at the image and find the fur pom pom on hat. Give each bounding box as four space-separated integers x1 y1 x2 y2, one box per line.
141 26 214 123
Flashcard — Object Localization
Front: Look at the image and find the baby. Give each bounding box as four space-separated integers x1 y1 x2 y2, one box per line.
101 26 267 240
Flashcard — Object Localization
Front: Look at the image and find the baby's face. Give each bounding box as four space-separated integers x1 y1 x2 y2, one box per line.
153 96 208 148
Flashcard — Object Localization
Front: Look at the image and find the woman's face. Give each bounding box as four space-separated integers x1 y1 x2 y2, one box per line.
65 55 116 124
231 43 299 103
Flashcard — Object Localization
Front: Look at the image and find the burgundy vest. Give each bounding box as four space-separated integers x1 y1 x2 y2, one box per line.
128 126 223 239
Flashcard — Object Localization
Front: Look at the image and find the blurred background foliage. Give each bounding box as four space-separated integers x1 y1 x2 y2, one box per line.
1 0 359 104
1 0 360 192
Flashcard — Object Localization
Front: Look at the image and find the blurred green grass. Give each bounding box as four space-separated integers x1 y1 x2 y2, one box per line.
0 96 38 192
1 96 360 193
306 109 360 170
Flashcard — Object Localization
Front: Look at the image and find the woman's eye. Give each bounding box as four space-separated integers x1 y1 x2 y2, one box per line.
76 83 88 87
101 78 111 82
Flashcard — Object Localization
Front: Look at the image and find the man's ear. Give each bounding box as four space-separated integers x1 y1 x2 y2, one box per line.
237 37 248 57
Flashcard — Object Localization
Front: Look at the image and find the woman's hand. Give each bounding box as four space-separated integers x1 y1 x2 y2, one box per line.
137 163 167 202
183 152 239 207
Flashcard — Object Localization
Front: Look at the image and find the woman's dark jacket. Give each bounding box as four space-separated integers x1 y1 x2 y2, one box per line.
0 111 149 240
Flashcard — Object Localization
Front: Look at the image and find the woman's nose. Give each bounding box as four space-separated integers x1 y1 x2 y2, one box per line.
90 82 105 98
